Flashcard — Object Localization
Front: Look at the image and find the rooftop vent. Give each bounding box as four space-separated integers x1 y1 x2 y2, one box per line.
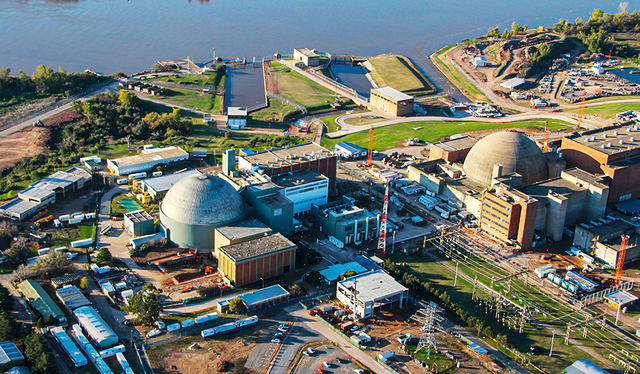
619 140 625 145
607 142 613 148
631 137 636 142
614 131 619 135
603 133 608 138
601 144 607 149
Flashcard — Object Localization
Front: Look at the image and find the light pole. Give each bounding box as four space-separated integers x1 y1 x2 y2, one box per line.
260 277 264 289
392 231 396 253
549 331 555 357
454 261 459 287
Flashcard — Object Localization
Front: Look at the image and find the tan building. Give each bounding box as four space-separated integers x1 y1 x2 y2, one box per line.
293 48 320 67
214 218 272 251
429 136 477 163
560 126 640 204
479 183 539 249
217 233 296 286
369 87 414 116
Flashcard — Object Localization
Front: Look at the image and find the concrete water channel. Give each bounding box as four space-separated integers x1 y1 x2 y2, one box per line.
225 64 267 110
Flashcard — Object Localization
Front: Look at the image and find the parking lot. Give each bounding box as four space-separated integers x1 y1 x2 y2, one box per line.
294 348 366 374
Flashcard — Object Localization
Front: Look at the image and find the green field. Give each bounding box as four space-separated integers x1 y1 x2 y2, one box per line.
322 119 570 150
368 54 436 96
565 101 640 119
147 71 226 89
431 45 491 103
269 67 357 114
151 88 223 114
343 116 387 126
249 99 295 129
45 223 94 249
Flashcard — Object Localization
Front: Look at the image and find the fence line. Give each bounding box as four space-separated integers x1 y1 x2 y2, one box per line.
0 79 114 131
267 92 307 121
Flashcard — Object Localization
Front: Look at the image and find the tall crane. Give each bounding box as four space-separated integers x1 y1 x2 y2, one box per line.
378 178 390 257
543 121 551 152
367 126 374 167
576 92 586 130
615 235 629 286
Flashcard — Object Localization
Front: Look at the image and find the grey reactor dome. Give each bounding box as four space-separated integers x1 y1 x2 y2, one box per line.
463 132 548 186
160 173 246 249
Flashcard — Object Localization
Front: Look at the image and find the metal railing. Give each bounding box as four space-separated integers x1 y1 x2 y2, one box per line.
579 280 637 307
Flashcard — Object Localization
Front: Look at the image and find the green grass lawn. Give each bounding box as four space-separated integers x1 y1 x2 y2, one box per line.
45 223 94 249
322 119 569 151
565 101 640 119
110 193 132 217
343 116 387 126
431 45 491 103
269 68 357 114
151 88 222 114
368 54 436 96
248 99 294 129
147 71 226 89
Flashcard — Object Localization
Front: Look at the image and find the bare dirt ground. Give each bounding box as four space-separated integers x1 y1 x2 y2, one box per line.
147 327 261 374
0 110 83 171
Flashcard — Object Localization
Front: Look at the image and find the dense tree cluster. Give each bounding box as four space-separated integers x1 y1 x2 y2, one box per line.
0 284 56 374
554 9 640 56
247 134 303 149
0 65 105 114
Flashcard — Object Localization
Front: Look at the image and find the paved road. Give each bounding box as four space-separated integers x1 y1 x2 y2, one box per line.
0 82 120 138
288 307 394 374
328 111 603 138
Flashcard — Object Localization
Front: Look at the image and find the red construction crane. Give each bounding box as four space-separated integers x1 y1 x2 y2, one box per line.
615 235 629 286
377 178 390 258
543 121 551 151
576 92 586 130
367 126 374 167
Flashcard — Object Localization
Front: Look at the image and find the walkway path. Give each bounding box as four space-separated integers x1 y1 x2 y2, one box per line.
327 111 606 138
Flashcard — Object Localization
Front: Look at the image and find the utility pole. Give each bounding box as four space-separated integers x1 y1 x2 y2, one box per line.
519 304 528 334
454 262 459 287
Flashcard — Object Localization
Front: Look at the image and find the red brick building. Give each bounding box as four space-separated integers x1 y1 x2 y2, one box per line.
429 136 478 163
217 233 296 286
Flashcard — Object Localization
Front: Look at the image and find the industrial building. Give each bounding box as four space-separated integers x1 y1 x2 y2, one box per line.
137 169 200 201
18 280 66 322
159 173 252 250
242 183 294 236
107 146 189 176
227 107 247 130
336 270 408 319
369 86 414 117
237 142 337 188
50 327 87 368
428 136 477 163
0 342 25 372
271 170 328 216
124 209 154 237
214 218 272 249
80 155 101 171
0 167 92 220
499 77 526 90
604 290 638 309
318 261 368 283
311 196 382 245
573 218 640 267
293 48 320 67
56 285 91 312
217 233 296 286
217 284 290 313
407 131 609 250
334 142 368 159
561 125 640 204
73 306 118 348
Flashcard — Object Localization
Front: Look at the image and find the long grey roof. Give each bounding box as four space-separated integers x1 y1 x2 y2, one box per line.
218 233 296 262
143 169 200 193
0 342 23 365
215 218 271 241
371 86 413 101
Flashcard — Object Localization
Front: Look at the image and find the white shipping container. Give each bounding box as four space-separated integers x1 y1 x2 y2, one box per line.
195 312 218 324
69 218 82 225
59 214 71 222
236 316 258 327
71 238 94 248
38 248 51 256
54 247 66 253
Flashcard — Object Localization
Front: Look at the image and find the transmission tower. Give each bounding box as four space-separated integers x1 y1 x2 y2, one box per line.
411 302 445 359
615 234 629 286
367 126 374 167
377 178 390 257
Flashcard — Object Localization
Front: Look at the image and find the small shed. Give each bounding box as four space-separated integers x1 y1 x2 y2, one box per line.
604 290 638 309
227 107 248 130
473 56 487 67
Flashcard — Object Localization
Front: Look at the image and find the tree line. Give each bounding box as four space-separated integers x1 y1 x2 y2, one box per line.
554 8 640 56
0 284 56 374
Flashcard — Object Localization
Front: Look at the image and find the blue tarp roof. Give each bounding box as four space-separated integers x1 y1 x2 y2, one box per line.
468 343 488 355
319 262 367 282
353 256 383 272
0 342 23 365
336 142 367 153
